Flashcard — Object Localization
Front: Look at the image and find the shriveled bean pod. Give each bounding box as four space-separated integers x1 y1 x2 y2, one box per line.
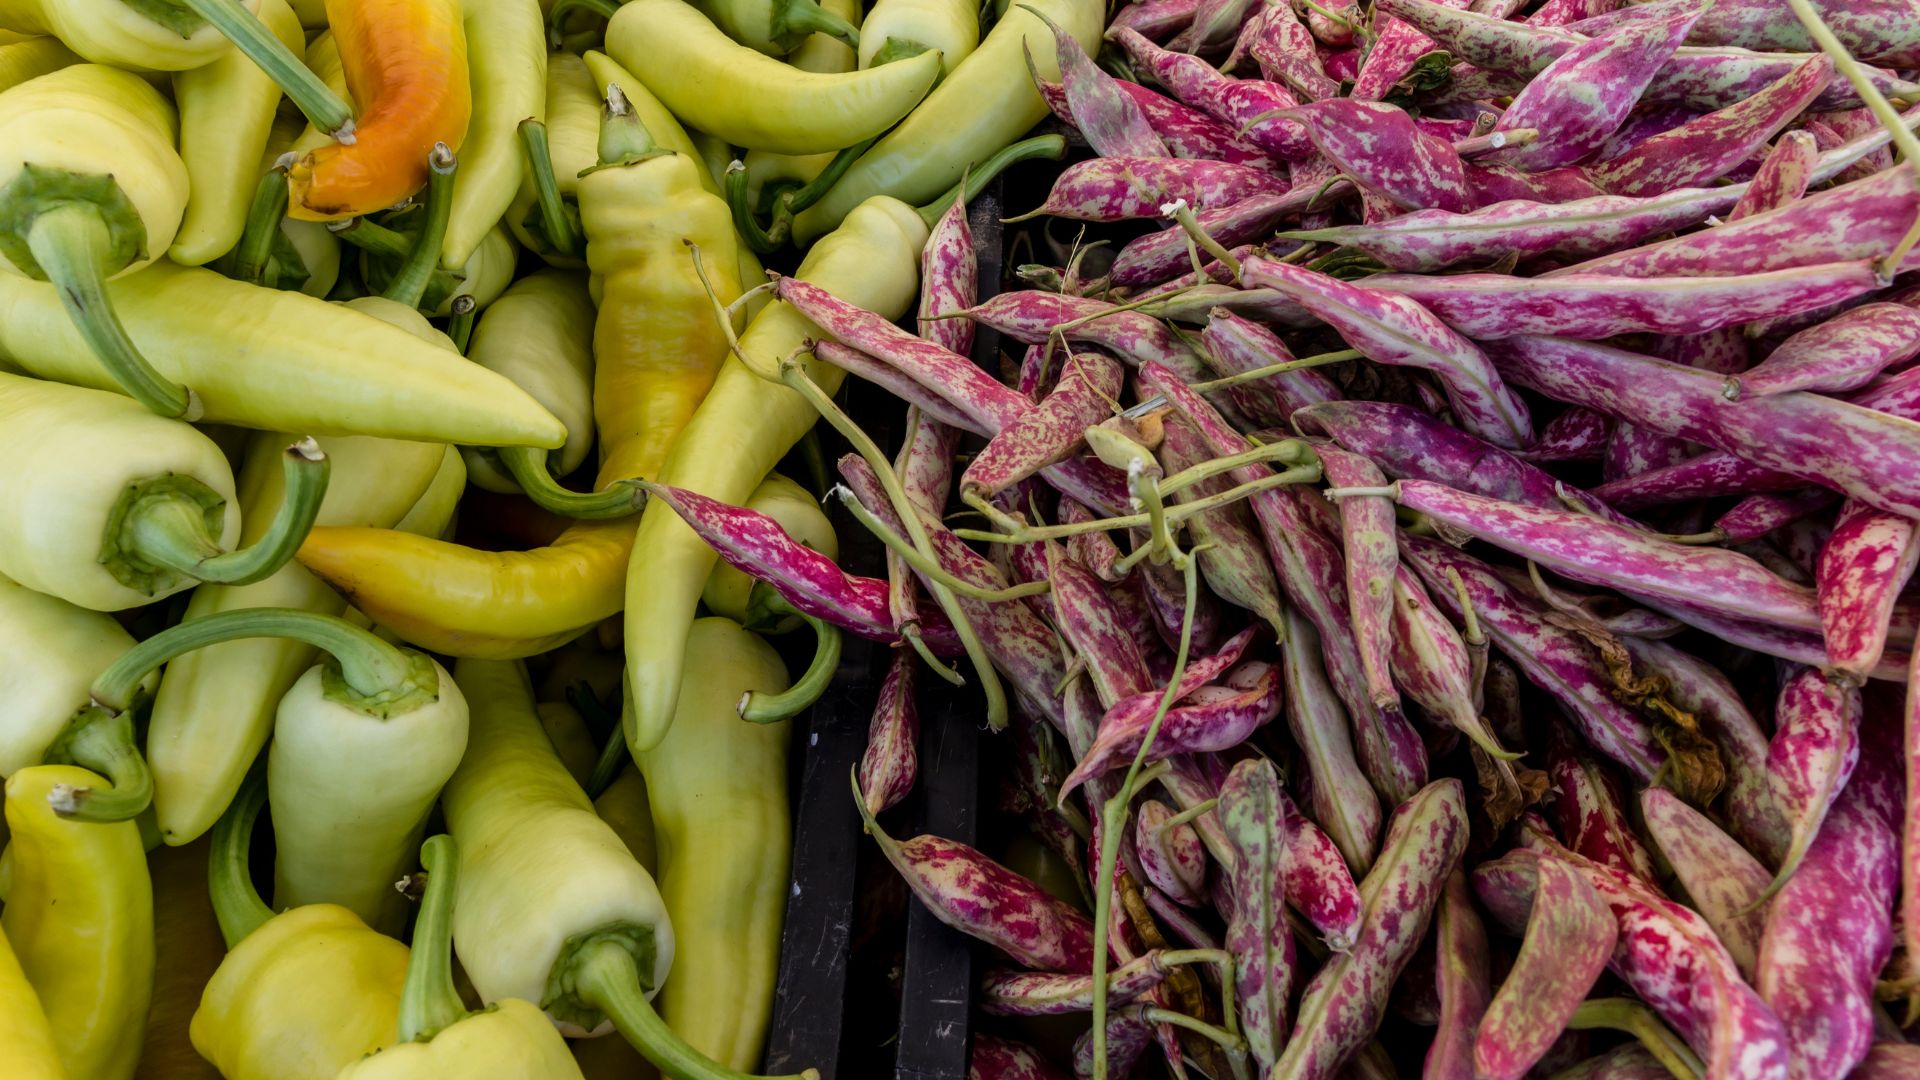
1218 756 1296 1069
859 649 919 814
960 350 1122 502
1473 857 1616 1080
1425 869 1490 1080
1271 779 1470 1080
1731 302 1920 400
1134 799 1208 906
1546 726 1657 882
1319 447 1399 717
1158 412 1285 633
1242 257 1532 448
1817 500 1920 685
1282 98 1474 213
1018 156 1289 222
1639 787 1769 980
1766 665 1861 892
856 773 1096 973
1280 607 1384 873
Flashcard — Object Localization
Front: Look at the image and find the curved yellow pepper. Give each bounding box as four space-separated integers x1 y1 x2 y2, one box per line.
440 0 545 269
0 0 256 71
0 922 62 1080
0 35 75 92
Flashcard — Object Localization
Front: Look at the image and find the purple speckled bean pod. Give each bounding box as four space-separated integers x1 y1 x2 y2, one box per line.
838 455 1072 729
859 649 919 814
1137 552 1225 655
639 481 964 653
1583 0 1920 67
1714 489 1841 544
1463 161 1610 206
1279 782 1364 950
1217 756 1295 1069
1545 725 1657 882
1115 79 1282 168
1272 779 1470 1080
1621 635 1790 866
1140 363 1432 803
1525 0 1608 26
960 350 1121 502
1766 665 1862 890
1374 0 1917 110
1590 100 1706 160
1818 500 1920 685
1110 0 1199 39
1020 156 1290 222
1370 260 1881 341
1519 407 1610 463
1282 98 1474 213
1602 421 1691 484
1813 107 1893 185
1852 1044 1920 1080
1282 181 1745 272
1590 451 1807 511
979 951 1175 1016
1135 799 1208 906
1486 7 1700 170
1159 412 1286 633
1069 627 1258 767
1727 129 1817 222
1109 26 1315 161
961 291 1207 378
919 186 976 355
1488 334 1920 521
819 341 987 436
1424 869 1490 1080
1071 1012 1153 1080
889 407 961 634
1062 660 1283 791
1403 536 1665 780
1585 56 1832 197
1047 542 1152 711
857 783 1096 973
1110 180 1353 287
1167 0 1261 52
1319 447 1400 717
1757 701 1899 1080
1388 563 1514 762
1643 594 1911 681
1473 857 1616 1080
1242 257 1532 448
1295 399 1631 525
1639 787 1769 979
971 1033 1073 1080
1351 0 1471 101
1246 0 1341 101
1038 10 1165 159
1732 302 1920 401
1201 309 1343 422
1146 882 1223 949
1281 606 1384 873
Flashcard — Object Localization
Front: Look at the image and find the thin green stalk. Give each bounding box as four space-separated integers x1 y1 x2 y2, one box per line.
835 489 1052 602
1158 799 1218 832
517 119 581 259
91 608 417 712
383 143 458 308
1189 349 1363 394
395 835 466 1042
953 464 1323 544
208 761 274 948
176 0 354 137
738 614 841 722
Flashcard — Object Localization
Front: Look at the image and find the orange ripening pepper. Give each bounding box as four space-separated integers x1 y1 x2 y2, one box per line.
287 0 472 221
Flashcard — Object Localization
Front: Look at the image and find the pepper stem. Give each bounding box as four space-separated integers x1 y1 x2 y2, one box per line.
329 217 465 302
208 760 274 948
447 294 477 354
867 37 931 66
396 835 468 1042
383 144 458 309
570 938 821 1080
738 614 842 723
773 0 860 48
25 203 195 418
501 447 646 519
90 608 424 714
231 156 293 285
727 161 785 256
42 706 152 822
914 134 1069 229
172 0 355 140
121 439 329 588
595 85 664 167
517 119 582 259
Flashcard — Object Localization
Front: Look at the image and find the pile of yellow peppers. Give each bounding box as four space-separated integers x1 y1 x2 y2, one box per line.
0 0 1100 1072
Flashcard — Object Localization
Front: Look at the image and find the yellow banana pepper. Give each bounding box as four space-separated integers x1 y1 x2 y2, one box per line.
0 923 61 1080
0 34 75 91
440 0 545 269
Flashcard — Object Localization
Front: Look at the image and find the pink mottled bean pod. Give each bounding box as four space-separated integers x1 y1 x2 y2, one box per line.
1282 98 1474 213
1168 0 1262 53
1473 857 1616 1080
1757 702 1899 1080
1585 0 1920 67
960 291 1206 378
1062 660 1283 791
971 1033 1072 1080
1109 181 1351 287
1424 869 1490 1080
856 779 1096 973
888 407 960 634
1546 726 1657 882
1271 779 1470 1080
1242 257 1532 448
979 951 1174 1016
1488 333 1920 521
1817 500 1920 685
859 649 919 814
1201 309 1342 423
1218 756 1296 1070
821 342 986 436
1585 56 1832 197
1159 412 1286 633
1714 489 1841 545
1037 9 1165 159
1108 26 1315 161
1279 783 1363 950
1070 1010 1153 1080
1047 544 1153 714
1591 450 1807 511
1280 607 1384 873
1135 799 1208 906
1109 0 1199 39
959 350 1121 503
1350 0 1470 101
918 188 976 355
1731 302 1920 401
1727 129 1817 222
1033 75 1281 167
1370 260 1881 340
1766 665 1862 889
1519 406 1610 463
1245 0 1340 101
1018 156 1289 222
1485 7 1699 170
1387 563 1513 763
1639 787 1769 979
1319 447 1399 717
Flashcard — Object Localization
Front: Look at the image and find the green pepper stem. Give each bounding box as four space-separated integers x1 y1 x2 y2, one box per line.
42 706 152 822
867 37 931 66
727 161 784 257
833 488 1052 602
517 119 581 259
328 216 411 259
549 0 621 38
585 726 629 800
26 203 195 419
208 760 274 949
396 835 467 1043
231 157 293 285
781 136 879 218
447 294 477 354
1568 998 1704 1080
774 0 860 48
738 614 842 723
596 84 663 166
914 134 1069 229
572 939 821 1080
173 0 355 139
383 144 457 309
91 608 421 714
501 447 645 519
127 439 330 587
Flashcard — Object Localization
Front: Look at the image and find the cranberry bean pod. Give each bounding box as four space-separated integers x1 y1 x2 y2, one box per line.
1109 0 1199 39
919 184 976 356
1817 500 1920 685
1114 79 1281 168
1732 302 1920 401
1219 756 1297 1069
1062 660 1284 791
1388 564 1514 762
1201 309 1342 421
1280 606 1385 873
1351 0 1472 101
1046 542 1152 710
1473 857 1617 1080
979 952 1175 1016
860 648 920 813
1726 130 1818 221
1714 489 1842 544
1766 665 1863 890
971 1034 1073 1080
1020 156 1290 222
1040 9 1166 159
1134 799 1208 906
1520 407 1610 463
1159 412 1286 633
1282 98 1475 213
1546 726 1658 882
1278 782 1364 950
1424 869 1491 1080
960 291 1207 378
1246 1 1341 101
1110 181 1353 287
1581 0 1920 66
960 351 1122 502
1108 27 1315 161
1638 787 1769 979
1319 447 1400 717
